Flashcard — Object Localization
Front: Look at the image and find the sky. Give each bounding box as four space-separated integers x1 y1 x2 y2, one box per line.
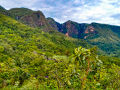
0 0 120 25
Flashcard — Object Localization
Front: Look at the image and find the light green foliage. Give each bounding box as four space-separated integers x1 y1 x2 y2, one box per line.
0 46 4 53
0 13 120 89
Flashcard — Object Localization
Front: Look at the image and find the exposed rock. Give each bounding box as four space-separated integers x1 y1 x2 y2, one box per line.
20 11 53 31
8 8 54 31
65 33 69 37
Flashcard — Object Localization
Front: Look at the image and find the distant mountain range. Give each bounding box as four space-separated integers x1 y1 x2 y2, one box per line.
47 18 120 56
0 5 120 56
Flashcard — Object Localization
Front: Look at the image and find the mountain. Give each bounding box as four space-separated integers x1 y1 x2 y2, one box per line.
0 13 90 89
0 6 120 90
87 23 120 56
47 18 120 40
47 18 120 56
8 8 54 31
0 6 120 56
0 13 89 56
19 11 54 31
47 18 95 38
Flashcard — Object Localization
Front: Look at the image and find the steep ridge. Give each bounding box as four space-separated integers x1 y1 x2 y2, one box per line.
8 8 55 31
19 11 53 31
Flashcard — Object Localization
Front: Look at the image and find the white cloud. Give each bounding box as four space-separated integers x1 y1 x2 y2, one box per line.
55 0 120 25
0 0 120 25
0 0 38 9
74 0 81 4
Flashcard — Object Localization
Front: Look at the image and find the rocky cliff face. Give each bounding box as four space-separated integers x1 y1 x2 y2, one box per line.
62 20 81 38
47 18 98 39
47 18 120 41
8 8 54 31
20 11 53 31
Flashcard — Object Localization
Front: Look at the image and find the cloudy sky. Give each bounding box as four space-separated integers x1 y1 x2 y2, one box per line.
0 0 120 25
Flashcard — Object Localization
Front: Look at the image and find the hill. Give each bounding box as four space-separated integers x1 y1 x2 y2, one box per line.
47 19 120 56
0 6 120 90
0 6 120 56
8 8 54 31
0 13 91 89
0 13 89 56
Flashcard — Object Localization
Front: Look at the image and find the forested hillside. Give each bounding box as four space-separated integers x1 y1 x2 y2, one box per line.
0 6 120 57
47 19 120 57
0 6 120 90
